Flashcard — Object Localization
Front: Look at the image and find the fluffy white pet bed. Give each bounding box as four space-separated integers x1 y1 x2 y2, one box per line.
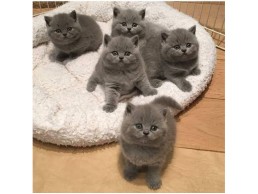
33 1 216 147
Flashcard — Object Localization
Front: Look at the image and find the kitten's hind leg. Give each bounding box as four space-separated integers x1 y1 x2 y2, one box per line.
56 52 69 62
123 159 139 181
136 76 157 96
146 166 162 190
167 76 192 92
103 83 120 113
191 67 201 76
150 78 163 88
86 72 99 92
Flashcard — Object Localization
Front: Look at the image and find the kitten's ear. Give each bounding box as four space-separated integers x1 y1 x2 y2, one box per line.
161 32 168 43
139 9 146 19
125 103 135 115
104 34 111 46
131 35 139 47
44 16 52 26
161 108 168 120
70 10 77 22
189 25 196 35
113 7 120 17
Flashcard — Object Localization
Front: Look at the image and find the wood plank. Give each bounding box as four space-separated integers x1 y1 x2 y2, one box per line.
176 97 225 152
203 53 225 99
33 141 224 192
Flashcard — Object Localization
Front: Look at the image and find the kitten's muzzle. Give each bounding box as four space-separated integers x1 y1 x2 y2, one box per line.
119 56 124 60
143 131 149 136
63 33 67 37
127 28 132 31
181 48 187 53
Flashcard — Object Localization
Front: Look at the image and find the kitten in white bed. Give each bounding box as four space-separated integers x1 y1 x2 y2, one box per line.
141 25 200 92
44 10 103 62
86 34 157 113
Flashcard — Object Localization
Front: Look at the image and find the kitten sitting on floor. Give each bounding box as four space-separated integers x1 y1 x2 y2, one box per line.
141 25 200 92
119 96 181 190
86 34 157 113
44 10 103 62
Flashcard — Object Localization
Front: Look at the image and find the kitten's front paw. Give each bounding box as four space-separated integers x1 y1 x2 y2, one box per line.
86 83 96 92
143 88 158 96
103 104 117 113
146 179 162 190
150 79 163 88
179 80 192 92
123 169 138 181
191 68 201 76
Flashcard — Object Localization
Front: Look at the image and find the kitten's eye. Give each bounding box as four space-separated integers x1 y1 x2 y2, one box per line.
132 23 138 27
112 51 118 56
173 45 180 50
121 22 127 26
135 123 143 129
67 27 72 31
55 29 61 33
124 51 131 56
150 125 158 131
186 43 192 48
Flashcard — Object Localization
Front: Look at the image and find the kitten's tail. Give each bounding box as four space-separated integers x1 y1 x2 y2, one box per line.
152 96 182 111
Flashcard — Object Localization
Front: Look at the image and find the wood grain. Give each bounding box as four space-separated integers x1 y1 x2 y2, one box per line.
33 141 224 193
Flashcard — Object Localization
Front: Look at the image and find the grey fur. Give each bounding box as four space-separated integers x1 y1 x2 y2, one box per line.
141 25 200 92
86 35 157 113
119 96 180 190
111 7 146 39
44 10 103 62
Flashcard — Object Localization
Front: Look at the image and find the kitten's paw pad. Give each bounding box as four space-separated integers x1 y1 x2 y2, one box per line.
86 83 96 92
143 89 158 96
103 104 117 113
147 179 162 190
123 170 138 181
180 80 192 92
150 79 163 88
191 68 201 76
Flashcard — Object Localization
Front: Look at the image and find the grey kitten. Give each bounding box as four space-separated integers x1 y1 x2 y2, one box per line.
44 10 103 62
141 25 200 92
111 7 146 39
86 34 157 113
119 96 181 190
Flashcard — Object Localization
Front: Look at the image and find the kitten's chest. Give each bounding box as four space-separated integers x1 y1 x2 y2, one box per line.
164 59 198 74
122 143 164 166
107 71 138 93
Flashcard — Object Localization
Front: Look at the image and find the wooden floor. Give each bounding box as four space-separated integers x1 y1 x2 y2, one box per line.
33 49 225 193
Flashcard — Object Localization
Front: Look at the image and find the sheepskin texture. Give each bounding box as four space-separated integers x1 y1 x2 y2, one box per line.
33 1 216 147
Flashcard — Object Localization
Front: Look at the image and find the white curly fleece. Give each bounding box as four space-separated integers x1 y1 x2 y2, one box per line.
33 1 216 147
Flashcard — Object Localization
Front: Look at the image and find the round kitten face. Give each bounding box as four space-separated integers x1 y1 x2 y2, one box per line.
161 28 199 62
103 36 138 68
112 9 146 38
46 13 82 44
121 105 168 146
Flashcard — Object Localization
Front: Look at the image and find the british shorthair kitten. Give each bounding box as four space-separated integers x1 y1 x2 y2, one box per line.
86 34 157 113
141 25 200 92
111 7 146 39
119 96 181 189
44 10 103 62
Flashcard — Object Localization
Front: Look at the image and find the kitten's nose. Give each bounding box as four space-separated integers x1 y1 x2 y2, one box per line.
181 49 187 53
143 131 149 136
63 33 67 37
127 28 131 31
119 56 124 60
